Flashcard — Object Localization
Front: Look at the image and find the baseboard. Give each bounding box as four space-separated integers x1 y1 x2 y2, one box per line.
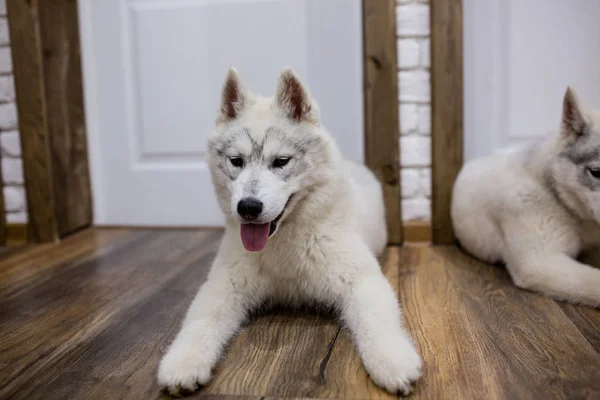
3 222 431 246
5 224 27 245
403 220 431 243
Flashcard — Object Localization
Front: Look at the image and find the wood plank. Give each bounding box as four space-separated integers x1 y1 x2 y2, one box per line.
203 248 400 399
0 228 129 297
6 0 58 243
38 1 92 237
0 230 144 392
0 229 223 399
559 250 600 353
398 246 600 399
2 231 599 399
430 0 464 244
559 304 600 353
363 0 403 244
193 397 263 400
5 223 27 245
0 245 25 260
195 397 307 400
403 221 432 243
0 155 6 246
203 310 342 398
6 1 92 243
319 248 401 400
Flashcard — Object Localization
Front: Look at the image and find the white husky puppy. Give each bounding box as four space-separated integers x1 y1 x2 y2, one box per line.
157 67 422 396
452 86 600 307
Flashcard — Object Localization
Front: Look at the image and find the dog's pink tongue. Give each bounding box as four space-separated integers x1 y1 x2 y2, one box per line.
240 223 270 251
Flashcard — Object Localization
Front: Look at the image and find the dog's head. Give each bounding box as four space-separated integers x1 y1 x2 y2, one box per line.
207 67 337 251
552 86 600 222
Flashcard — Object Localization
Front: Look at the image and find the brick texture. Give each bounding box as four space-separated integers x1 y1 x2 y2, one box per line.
0 75 14 101
397 0 431 221
0 0 27 224
1 130 20 157
396 3 430 36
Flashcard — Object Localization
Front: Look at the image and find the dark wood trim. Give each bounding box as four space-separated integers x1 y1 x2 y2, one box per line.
6 0 57 243
403 221 431 243
5 223 27 245
0 158 6 246
39 1 93 237
430 0 463 245
6 1 92 243
363 0 403 245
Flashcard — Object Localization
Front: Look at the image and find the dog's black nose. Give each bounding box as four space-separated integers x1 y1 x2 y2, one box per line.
237 198 263 221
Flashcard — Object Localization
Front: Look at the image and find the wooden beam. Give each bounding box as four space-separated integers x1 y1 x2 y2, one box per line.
430 0 463 245
0 157 6 246
6 0 58 243
39 1 92 236
363 0 403 245
403 221 431 243
6 0 92 243
6 223 27 245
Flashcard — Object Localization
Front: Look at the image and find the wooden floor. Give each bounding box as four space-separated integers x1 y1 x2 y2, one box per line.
1 229 599 400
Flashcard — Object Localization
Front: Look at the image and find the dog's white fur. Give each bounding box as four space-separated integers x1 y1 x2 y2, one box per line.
157 67 422 396
452 86 600 307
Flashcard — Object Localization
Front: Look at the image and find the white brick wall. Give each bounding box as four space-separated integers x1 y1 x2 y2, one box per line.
397 0 431 221
0 0 27 224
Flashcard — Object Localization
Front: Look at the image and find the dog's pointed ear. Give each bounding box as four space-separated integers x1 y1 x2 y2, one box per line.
217 67 250 124
562 86 587 138
275 67 319 123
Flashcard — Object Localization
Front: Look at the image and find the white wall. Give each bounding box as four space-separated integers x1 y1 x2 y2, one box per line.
397 0 431 221
464 0 600 161
0 0 27 224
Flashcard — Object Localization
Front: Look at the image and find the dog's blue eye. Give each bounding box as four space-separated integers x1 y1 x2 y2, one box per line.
588 168 600 179
272 157 291 168
229 157 244 168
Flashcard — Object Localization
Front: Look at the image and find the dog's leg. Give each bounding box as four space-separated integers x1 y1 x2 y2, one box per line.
157 262 265 396
506 253 600 307
336 250 422 395
503 219 600 307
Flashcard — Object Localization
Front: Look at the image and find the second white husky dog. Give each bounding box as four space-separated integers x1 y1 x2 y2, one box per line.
452 87 600 307
157 67 422 396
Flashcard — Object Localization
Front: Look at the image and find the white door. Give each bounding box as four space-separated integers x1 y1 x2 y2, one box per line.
464 0 600 161
78 0 363 226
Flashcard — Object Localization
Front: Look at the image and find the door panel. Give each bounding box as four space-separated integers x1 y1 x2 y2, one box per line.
464 0 600 161
79 0 363 226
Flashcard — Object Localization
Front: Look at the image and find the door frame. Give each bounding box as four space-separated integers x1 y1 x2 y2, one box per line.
363 0 403 244
430 0 464 245
6 0 93 244
7 0 404 244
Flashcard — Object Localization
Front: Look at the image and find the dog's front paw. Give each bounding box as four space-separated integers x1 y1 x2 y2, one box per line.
362 336 422 396
157 345 212 397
